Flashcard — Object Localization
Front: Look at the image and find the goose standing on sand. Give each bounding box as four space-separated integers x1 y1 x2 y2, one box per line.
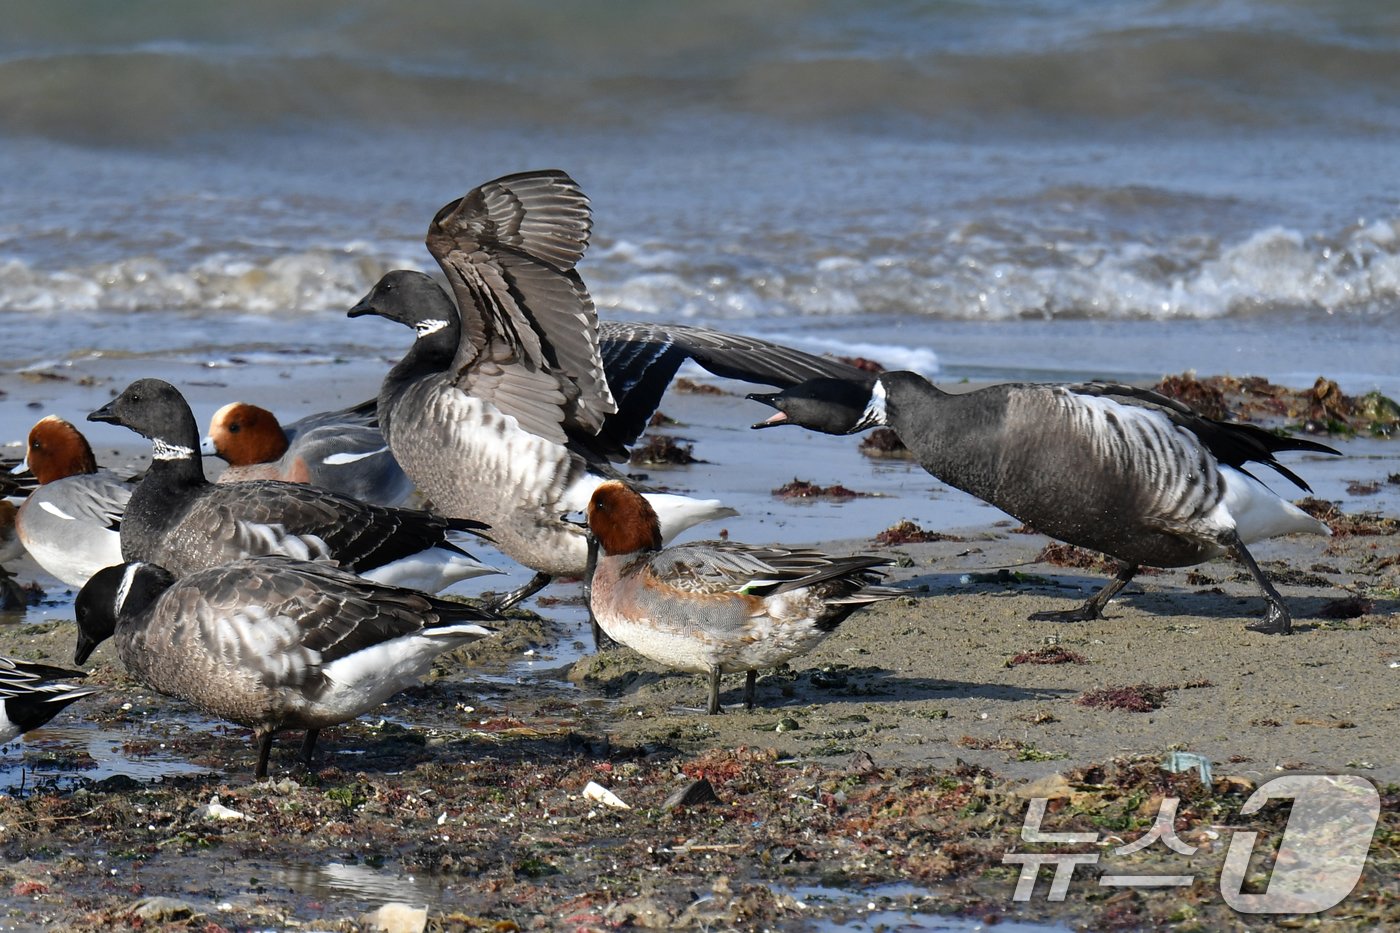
87 379 495 592
201 399 417 507
75 558 498 778
750 373 1339 634
348 169 870 608
0 656 95 743
14 416 132 587
585 480 900 713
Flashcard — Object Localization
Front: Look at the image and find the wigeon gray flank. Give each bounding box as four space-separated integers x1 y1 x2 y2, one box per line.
75 558 499 778
14 416 132 587
348 169 873 609
585 480 900 714
0 656 96 744
750 372 1340 634
88 378 496 593
201 399 418 508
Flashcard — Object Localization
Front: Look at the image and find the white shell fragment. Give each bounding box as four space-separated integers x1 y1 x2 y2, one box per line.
193 795 247 822
582 780 631 810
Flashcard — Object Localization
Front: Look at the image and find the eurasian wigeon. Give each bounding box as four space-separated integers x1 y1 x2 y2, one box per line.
87 379 496 593
14 415 132 588
585 480 899 714
348 170 872 608
0 656 96 744
750 373 1340 633
201 399 418 508
75 558 498 778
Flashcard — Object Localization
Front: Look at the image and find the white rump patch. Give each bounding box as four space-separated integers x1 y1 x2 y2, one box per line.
1215 466 1330 544
360 547 498 593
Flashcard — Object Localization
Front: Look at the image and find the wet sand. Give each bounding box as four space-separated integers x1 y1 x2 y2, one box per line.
0 355 1397 930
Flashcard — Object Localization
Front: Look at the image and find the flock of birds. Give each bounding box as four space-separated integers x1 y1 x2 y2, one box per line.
0 170 1337 779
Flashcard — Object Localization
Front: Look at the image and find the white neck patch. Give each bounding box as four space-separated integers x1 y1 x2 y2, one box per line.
855 379 889 430
151 439 195 461
114 562 144 617
415 319 449 338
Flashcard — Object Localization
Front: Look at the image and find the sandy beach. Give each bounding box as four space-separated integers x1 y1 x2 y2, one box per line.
0 355 1396 931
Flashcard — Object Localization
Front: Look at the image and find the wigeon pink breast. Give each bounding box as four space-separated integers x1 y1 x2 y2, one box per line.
585 480 900 714
14 416 131 588
202 400 417 508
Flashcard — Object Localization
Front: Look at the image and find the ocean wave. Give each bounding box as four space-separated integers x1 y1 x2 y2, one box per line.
0 250 396 314
3 218 1399 323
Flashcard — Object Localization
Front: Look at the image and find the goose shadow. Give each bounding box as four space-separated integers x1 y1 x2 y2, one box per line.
895 569 1397 629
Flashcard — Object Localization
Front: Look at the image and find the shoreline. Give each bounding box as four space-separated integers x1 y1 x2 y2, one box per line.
0 356 1396 930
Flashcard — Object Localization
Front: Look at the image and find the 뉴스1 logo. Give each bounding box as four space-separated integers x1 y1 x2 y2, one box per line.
1002 774 1379 914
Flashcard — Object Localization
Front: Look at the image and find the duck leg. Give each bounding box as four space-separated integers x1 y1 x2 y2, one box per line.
254 731 275 780
489 571 553 612
300 729 321 769
582 535 617 652
1029 562 1138 623
743 670 758 710
1229 532 1292 635
706 667 723 715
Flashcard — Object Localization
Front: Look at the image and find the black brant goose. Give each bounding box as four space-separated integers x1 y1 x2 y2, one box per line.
88 378 494 591
749 373 1339 634
75 558 498 778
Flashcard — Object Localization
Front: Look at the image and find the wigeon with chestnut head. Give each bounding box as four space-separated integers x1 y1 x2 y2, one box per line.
14 416 132 587
201 399 417 508
585 480 899 714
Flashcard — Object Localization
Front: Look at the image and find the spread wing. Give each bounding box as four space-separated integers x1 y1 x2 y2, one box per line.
427 170 614 444
594 321 879 458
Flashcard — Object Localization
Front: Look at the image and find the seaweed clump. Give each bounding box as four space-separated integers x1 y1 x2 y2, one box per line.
773 478 868 499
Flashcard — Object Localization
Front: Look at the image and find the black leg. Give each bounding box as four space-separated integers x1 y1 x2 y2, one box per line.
299 729 321 768
744 670 757 710
254 731 274 780
0 569 24 611
583 534 614 651
1229 533 1292 635
706 667 723 715
488 571 553 612
1029 562 1139 623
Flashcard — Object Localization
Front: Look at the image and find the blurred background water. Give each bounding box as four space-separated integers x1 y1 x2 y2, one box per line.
0 0 1397 394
